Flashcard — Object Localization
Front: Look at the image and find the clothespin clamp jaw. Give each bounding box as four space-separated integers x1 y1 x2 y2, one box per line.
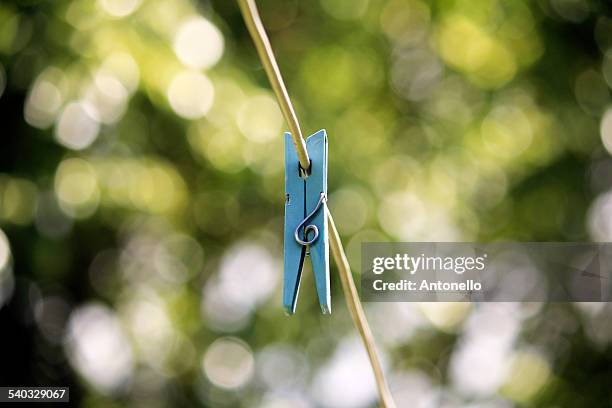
283 129 331 315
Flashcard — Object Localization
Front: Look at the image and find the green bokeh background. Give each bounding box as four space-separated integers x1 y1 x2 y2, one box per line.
1 0 612 406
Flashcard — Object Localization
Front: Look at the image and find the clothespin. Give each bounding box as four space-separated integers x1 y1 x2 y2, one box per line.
284 129 330 315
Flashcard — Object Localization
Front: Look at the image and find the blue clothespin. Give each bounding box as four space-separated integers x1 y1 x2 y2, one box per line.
284 129 330 315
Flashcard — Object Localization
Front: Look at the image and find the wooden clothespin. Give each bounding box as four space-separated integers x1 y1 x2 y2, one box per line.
283 129 330 315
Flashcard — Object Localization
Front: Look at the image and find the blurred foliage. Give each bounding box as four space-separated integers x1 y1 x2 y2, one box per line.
1 0 612 407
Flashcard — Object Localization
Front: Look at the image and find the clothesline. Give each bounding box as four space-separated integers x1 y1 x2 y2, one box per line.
237 1 396 407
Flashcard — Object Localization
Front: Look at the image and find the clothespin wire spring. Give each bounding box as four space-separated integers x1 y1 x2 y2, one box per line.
294 192 327 247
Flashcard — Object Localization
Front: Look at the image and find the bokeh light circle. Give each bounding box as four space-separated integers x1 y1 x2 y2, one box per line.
55 102 100 150
167 71 215 119
202 337 254 389
174 17 224 69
